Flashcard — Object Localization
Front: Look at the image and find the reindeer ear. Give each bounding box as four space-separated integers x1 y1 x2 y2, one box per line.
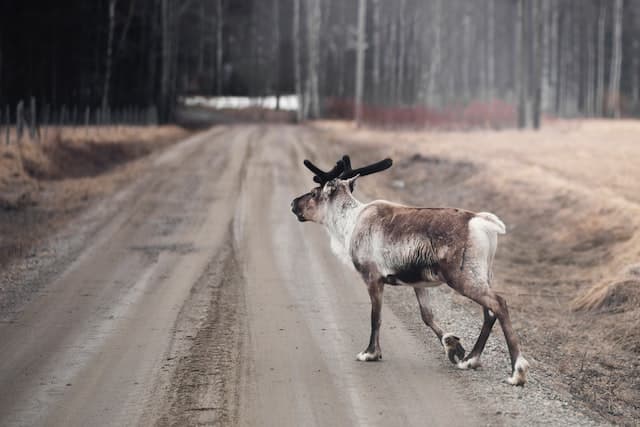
323 180 337 195
346 174 360 192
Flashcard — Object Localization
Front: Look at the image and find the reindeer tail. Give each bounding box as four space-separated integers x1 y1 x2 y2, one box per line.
475 212 506 235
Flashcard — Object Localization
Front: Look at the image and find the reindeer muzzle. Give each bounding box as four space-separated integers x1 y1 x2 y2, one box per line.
291 198 307 222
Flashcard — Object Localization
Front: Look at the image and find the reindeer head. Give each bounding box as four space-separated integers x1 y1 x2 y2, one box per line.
291 155 392 223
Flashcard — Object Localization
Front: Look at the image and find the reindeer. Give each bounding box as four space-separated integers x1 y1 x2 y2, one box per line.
291 155 529 385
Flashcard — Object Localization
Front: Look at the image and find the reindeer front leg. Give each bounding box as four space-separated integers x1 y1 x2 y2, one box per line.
357 279 384 361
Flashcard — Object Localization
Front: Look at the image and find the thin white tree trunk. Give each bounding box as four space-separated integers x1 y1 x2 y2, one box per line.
397 0 406 105
608 0 623 118
586 6 596 116
273 0 280 109
596 1 606 116
462 2 472 101
389 18 398 104
216 0 224 95
427 0 442 107
354 0 367 126
487 0 495 101
516 0 526 127
532 1 543 129
542 0 553 111
306 0 321 118
549 3 560 113
293 0 303 120
372 0 381 104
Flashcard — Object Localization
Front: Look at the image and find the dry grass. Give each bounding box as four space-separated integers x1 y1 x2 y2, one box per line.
0 125 189 265
0 126 187 206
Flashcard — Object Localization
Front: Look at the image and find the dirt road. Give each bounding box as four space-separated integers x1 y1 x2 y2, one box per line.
0 125 603 426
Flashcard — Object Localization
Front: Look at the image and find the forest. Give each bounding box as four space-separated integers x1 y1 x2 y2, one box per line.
1 0 639 126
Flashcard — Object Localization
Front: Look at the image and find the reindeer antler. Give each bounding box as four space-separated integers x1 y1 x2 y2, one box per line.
338 155 393 179
303 155 392 185
303 159 344 185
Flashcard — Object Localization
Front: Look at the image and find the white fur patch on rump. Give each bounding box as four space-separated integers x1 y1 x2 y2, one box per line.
474 212 506 234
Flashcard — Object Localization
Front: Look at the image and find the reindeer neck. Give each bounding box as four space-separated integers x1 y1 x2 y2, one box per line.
324 194 364 249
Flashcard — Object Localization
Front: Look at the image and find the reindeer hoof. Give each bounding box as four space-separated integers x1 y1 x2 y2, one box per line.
457 356 482 370
442 333 465 364
507 356 529 386
356 351 382 361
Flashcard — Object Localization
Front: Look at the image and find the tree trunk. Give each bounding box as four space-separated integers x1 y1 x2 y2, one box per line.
160 0 169 118
542 0 553 112
516 0 526 128
608 0 623 118
427 0 442 107
389 17 398 104
397 0 406 105
548 2 559 114
115 0 136 58
273 0 280 109
372 0 381 104
596 1 606 116
216 0 224 95
462 2 472 101
532 1 543 129
293 0 303 120
555 8 565 115
586 3 596 116
525 0 536 127
486 0 495 102
197 0 205 75
102 0 117 110
354 0 367 126
305 0 321 118
632 20 640 111
146 5 157 107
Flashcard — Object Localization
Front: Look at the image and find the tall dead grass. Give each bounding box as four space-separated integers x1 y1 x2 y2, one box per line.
0 125 188 209
572 264 640 311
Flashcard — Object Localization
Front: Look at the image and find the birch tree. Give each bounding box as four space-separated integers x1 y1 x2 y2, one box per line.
293 0 303 120
427 0 442 106
305 0 321 118
608 0 623 118
596 1 606 116
216 0 224 95
354 0 367 126
516 0 526 128
273 0 280 109
486 0 495 101
532 1 544 129
371 0 381 104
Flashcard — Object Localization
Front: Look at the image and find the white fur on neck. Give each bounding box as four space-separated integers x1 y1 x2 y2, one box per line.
323 196 363 263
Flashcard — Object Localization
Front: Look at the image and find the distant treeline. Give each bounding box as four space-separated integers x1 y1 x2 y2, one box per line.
1 0 639 125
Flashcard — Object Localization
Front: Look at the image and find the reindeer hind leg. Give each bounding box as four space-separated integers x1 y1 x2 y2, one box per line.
456 278 529 385
457 307 496 370
414 288 465 364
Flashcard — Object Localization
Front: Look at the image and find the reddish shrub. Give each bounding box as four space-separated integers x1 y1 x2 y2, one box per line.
324 97 518 129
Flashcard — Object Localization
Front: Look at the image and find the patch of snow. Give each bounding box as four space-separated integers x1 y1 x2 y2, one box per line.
182 95 299 111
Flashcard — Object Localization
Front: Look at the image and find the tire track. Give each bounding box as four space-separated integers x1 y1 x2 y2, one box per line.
155 232 246 427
